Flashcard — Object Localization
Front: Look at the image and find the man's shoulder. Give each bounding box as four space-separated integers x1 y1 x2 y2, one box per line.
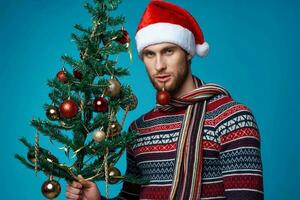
206 93 256 123
198 79 252 115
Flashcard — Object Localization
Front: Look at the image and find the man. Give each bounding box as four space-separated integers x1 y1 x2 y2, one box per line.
66 1 263 199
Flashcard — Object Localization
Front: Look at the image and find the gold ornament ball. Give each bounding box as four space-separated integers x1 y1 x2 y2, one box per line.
108 166 121 184
41 179 61 199
105 79 121 97
93 130 106 142
46 105 60 120
109 121 121 137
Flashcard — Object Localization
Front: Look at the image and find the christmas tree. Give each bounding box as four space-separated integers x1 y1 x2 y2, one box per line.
15 0 146 199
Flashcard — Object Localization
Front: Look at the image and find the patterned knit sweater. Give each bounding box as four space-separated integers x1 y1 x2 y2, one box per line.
112 93 263 200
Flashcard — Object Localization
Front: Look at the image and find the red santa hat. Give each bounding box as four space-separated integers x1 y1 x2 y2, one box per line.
135 0 209 57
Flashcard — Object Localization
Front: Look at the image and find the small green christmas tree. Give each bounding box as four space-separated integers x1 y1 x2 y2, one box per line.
15 0 146 199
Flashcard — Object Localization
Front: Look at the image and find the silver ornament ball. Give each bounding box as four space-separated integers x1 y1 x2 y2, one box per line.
93 130 106 142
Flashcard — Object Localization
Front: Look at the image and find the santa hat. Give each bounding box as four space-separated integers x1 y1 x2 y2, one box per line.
135 0 209 57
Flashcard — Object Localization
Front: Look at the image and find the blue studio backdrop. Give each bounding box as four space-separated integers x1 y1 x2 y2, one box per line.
1 0 299 199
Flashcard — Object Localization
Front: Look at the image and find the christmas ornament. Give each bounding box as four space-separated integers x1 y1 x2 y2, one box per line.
156 88 171 105
59 99 78 118
73 69 83 80
109 121 121 137
108 166 121 184
93 97 108 112
104 78 121 97
93 129 106 142
46 105 60 120
41 179 61 199
120 94 138 111
115 29 130 44
56 68 67 83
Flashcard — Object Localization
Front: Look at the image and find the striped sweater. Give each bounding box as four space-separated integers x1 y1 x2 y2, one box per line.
114 93 263 200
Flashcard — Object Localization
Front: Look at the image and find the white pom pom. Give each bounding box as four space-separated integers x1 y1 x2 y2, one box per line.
196 42 209 57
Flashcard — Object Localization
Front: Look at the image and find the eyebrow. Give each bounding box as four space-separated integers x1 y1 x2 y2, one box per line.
161 45 177 52
142 49 154 55
142 45 178 55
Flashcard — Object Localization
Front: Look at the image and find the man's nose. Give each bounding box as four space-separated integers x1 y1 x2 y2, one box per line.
155 56 166 72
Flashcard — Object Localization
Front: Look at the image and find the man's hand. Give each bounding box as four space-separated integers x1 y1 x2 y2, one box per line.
66 175 101 200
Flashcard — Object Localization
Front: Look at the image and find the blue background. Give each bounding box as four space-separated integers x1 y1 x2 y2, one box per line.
1 0 299 199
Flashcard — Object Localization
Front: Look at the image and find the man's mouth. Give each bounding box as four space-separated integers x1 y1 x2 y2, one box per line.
154 74 171 83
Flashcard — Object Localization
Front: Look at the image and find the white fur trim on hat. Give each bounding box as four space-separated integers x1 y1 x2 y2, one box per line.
135 22 196 56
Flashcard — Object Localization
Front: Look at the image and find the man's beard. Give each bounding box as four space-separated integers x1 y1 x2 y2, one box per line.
148 65 190 96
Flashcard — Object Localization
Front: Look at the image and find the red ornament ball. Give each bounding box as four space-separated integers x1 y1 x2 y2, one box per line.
93 97 108 112
156 90 171 105
73 70 83 80
115 29 130 44
56 69 67 83
59 99 78 118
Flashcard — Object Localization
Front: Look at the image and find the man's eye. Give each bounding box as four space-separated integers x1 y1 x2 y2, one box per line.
145 52 154 57
166 49 174 55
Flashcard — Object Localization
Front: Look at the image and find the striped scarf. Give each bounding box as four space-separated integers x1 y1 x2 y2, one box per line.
157 76 230 200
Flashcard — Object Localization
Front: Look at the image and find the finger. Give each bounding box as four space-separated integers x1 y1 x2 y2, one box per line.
77 174 86 185
66 185 82 195
71 181 83 189
78 174 84 179
77 175 90 188
65 191 82 200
